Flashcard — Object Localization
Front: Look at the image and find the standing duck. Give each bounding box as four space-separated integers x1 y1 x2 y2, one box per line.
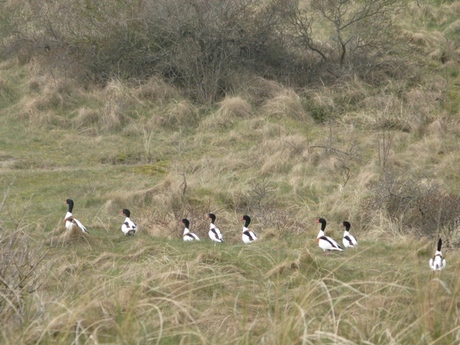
429 238 446 271
181 218 200 241
64 199 88 234
121 209 137 236
316 218 342 254
208 213 224 242
241 215 257 244
341 221 358 248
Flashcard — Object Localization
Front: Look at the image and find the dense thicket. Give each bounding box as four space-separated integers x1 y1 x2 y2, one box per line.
0 0 404 102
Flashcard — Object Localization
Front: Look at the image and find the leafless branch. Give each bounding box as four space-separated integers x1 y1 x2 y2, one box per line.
308 145 363 163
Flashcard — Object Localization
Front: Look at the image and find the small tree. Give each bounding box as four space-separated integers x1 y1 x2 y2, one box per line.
279 0 402 73
143 0 282 103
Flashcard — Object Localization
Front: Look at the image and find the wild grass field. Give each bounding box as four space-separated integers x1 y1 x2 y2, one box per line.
1 0 460 344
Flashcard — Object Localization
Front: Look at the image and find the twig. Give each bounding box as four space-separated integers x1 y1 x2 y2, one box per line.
308 145 363 163
0 179 15 213
180 172 187 196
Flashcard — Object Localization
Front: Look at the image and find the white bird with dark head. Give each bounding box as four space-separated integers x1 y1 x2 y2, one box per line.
241 215 257 243
121 209 137 236
208 213 224 242
64 199 88 234
181 218 200 241
341 221 358 248
316 218 342 254
429 238 446 271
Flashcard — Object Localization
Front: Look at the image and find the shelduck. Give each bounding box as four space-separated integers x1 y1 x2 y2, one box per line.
241 215 257 243
429 238 446 271
316 218 342 254
64 199 88 234
181 218 200 241
208 213 224 242
341 221 358 248
121 209 138 236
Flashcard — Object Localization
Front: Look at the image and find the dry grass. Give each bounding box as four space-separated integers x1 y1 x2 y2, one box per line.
227 75 285 106
135 76 180 104
257 134 307 175
443 19 460 37
72 107 100 131
5 232 457 345
261 90 310 122
157 99 200 127
0 1 459 343
199 96 252 130
217 96 252 119
1 155 460 345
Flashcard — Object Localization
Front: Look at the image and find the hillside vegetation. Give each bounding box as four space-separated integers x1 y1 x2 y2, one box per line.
0 0 460 344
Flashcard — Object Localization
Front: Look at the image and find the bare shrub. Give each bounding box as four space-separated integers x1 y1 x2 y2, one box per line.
0 231 47 324
364 170 423 227
2 0 300 103
0 185 48 324
415 190 460 247
365 170 460 246
280 0 403 75
230 177 306 236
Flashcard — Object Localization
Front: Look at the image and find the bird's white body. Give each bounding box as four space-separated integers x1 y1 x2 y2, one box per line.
121 217 137 236
208 213 224 242
429 239 446 271
64 211 88 234
242 226 257 243
317 230 343 252
241 215 257 243
209 224 224 242
342 231 358 248
429 254 446 271
183 227 200 241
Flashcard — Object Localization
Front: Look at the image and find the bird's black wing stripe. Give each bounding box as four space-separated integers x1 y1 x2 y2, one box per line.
320 236 341 249
243 230 254 241
344 235 353 245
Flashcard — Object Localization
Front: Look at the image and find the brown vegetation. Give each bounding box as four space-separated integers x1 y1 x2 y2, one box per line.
0 0 460 343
